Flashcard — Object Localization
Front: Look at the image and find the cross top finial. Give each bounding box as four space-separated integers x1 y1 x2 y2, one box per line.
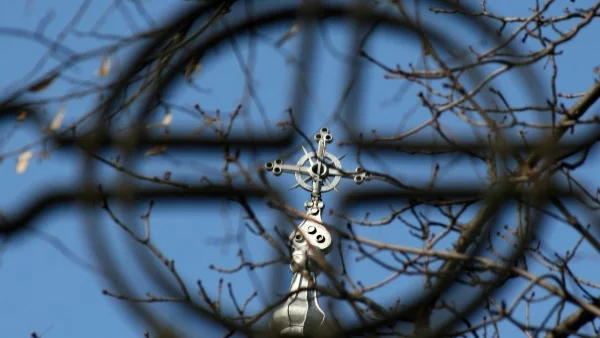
265 127 372 201
265 127 372 337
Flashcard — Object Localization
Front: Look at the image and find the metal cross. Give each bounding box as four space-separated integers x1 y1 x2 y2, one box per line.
265 127 371 336
265 127 372 197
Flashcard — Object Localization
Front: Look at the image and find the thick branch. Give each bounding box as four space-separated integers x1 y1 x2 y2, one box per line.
546 299 600 338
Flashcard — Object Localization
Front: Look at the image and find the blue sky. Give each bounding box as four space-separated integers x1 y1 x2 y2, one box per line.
1 1 599 337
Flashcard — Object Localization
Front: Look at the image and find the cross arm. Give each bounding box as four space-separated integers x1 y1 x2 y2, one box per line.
265 160 310 176
324 166 373 185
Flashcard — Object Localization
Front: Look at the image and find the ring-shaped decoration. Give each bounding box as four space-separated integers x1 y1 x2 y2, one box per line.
294 151 342 192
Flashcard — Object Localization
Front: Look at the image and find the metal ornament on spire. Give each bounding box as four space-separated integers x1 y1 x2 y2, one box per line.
265 127 372 198
265 127 372 337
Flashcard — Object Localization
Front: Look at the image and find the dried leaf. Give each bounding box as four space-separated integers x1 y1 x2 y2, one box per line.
97 56 111 77
162 112 173 126
16 151 33 174
144 145 167 156
184 60 202 81
49 105 66 131
17 111 28 121
28 72 59 92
